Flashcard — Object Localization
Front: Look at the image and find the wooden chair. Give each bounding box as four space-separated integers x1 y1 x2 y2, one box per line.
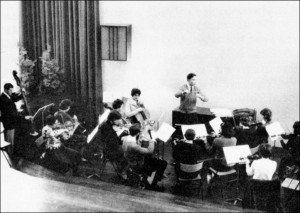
176 161 204 200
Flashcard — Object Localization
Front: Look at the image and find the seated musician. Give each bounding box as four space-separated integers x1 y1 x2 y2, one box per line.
59 120 87 154
246 143 277 180
206 122 237 183
89 110 128 180
124 88 149 128
112 98 131 128
0 83 34 154
172 129 210 179
40 115 82 176
256 108 273 144
122 124 167 192
54 99 79 128
278 121 300 180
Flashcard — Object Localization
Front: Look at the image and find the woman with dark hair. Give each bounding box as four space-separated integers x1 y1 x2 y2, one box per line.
255 108 273 144
124 88 150 128
246 143 277 180
41 115 82 175
206 122 237 176
260 108 272 126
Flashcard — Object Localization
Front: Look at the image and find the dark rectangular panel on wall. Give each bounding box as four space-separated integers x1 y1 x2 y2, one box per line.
101 25 130 61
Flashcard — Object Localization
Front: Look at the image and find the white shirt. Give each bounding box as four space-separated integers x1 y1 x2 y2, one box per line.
246 158 277 180
3 91 11 99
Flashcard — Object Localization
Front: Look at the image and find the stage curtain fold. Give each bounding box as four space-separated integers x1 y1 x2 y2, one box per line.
20 0 103 123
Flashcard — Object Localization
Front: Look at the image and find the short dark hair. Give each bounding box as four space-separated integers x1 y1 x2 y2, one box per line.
293 121 300 129
45 115 56 126
221 122 235 138
258 143 272 158
107 111 122 122
260 108 272 122
131 88 141 97
59 99 72 110
129 124 141 136
112 99 124 110
184 129 196 140
187 73 196 81
4 83 13 91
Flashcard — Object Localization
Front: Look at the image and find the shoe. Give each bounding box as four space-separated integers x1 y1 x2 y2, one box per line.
146 185 165 192
117 172 128 180
30 131 39 136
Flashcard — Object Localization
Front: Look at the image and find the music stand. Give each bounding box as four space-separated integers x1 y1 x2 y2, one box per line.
282 170 300 208
32 103 55 131
222 145 252 205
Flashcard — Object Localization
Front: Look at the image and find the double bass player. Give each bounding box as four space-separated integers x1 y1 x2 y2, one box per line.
0 83 33 154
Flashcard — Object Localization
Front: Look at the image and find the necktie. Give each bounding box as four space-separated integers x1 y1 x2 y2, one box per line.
190 86 193 92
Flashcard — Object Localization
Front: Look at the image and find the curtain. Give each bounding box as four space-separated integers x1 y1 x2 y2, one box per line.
20 0 103 123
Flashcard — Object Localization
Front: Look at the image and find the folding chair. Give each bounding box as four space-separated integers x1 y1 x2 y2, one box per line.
176 161 204 200
98 151 119 178
208 163 239 204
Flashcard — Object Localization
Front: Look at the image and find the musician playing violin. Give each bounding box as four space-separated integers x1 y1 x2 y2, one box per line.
124 88 150 129
0 83 32 154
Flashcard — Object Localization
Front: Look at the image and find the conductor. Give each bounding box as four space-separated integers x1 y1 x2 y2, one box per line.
175 73 208 124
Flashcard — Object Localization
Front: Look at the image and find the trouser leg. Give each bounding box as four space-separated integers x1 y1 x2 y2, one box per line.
4 129 15 154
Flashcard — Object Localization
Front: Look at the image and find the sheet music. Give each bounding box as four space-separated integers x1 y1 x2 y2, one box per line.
103 91 115 103
181 124 208 139
87 124 99 144
151 122 175 142
266 121 285 141
210 108 233 117
223 145 251 164
209 117 223 134
281 178 300 190
1 133 11 148
99 109 110 125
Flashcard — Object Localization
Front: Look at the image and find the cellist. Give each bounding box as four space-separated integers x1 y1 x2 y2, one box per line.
124 88 150 129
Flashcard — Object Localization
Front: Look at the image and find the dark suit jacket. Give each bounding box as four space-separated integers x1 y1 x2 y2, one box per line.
173 139 209 164
0 93 23 130
88 120 123 159
173 139 209 179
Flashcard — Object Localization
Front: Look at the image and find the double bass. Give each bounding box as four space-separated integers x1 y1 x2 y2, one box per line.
12 70 37 135
12 70 32 115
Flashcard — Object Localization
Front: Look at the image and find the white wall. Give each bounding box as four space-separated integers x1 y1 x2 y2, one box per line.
100 1 299 132
1 1 20 93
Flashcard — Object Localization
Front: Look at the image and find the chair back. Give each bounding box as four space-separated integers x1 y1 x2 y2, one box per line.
250 145 259 155
180 161 204 173
250 179 282 212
